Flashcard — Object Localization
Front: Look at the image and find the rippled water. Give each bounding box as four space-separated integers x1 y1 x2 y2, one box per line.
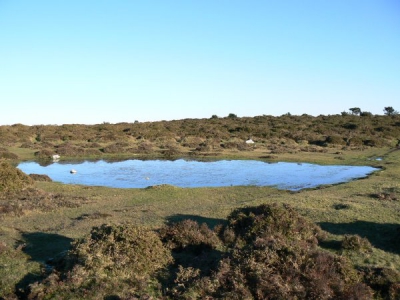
17 159 379 191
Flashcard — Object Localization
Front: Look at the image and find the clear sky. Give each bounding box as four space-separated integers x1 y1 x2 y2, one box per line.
0 1 399 125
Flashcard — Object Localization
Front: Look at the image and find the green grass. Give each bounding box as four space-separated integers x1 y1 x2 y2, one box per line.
1 147 400 297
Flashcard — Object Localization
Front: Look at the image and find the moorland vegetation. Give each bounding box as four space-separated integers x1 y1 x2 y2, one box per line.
0 108 399 161
0 109 400 299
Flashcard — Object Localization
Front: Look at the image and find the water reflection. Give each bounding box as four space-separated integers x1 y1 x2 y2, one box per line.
17 159 379 191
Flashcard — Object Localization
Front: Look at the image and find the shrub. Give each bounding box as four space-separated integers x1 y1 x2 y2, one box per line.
69 224 172 277
33 149 54 160
343 123 358 130
0 187 84 216
0 162 33 193
160 219 221 251
173 203 371 300
28 224 173 299
181 136 204 148
364 138 383 147
341 234 373 253
29 174 52 182
360 267 400 300
160 144 182 157
194 142 212 152
221 138 246 150
84 148 102 156
347 136 363 146
361 111 373 117
227 113 238 119
101 142 126 153
326 135 346 145
0 150 19 160
136 141 154 153
226 203 325 246
56 144 86 156
20 142 37 149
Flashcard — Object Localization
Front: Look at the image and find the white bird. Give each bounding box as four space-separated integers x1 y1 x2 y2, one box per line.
70 169 77 174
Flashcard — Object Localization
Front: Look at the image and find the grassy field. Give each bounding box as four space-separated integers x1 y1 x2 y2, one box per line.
1 145 400 298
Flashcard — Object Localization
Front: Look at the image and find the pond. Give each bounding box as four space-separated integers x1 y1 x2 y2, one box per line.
17 159 379 191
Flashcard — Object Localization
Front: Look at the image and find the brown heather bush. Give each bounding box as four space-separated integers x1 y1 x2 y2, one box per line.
84 148 103 156
341 234 373 253
136 141 154 153
0 164 85 216
29 174 52 182
181 136 204 148
166 203 373 300
160 143 182 157
0 148 19 160
87 142 102 148
364 138 384 147
28 224 173 299
69 224 172 278
160 219 222 251
226 203 325 246
360 267 400 300
56 143 85 156
348 136 364 146
20 141 37 149
0 187 84 216
0 161 33 193
101 142 127 153
159 219 224 296
326 135 346 146
33 149 54 160
21 203 392 299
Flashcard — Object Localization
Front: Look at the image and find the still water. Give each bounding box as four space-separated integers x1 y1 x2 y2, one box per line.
17 159 378 191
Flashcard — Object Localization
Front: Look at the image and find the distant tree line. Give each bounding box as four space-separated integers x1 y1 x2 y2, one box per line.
341 106 398 117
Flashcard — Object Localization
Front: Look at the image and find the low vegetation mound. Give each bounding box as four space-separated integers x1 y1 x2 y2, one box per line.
160 219 222 251
145 184 182 190
360 267 400 300
0 163 85 216
29 174 52 182
341 234 373 253
0 187 85 217
0 147 19 159
0 161 33 193
168 203 372 299
225 203 325 246
28 224 173 299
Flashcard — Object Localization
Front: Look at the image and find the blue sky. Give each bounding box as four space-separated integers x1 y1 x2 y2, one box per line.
0 1 399 125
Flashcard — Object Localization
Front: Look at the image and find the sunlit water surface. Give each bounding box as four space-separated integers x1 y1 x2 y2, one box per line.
17 159 379 191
